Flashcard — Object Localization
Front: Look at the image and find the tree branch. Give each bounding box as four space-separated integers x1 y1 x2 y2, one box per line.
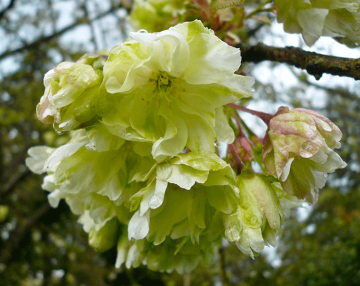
0 0 16 19
0 4 124 61
239 43 360 81
0 170 31 202
0 202 51 264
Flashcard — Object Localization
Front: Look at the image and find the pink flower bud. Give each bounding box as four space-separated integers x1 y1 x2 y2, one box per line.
263 106 346 204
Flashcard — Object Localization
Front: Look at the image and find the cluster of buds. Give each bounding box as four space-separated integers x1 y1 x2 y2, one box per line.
27 20 346 273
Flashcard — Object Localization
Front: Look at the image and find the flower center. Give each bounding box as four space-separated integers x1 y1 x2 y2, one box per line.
149 72 179 104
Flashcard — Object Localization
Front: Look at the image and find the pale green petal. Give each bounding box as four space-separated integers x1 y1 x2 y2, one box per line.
147 188 191 245
41 174 56 192
241 172 283 231
151 101 188 161
174 20 213 42
129 156 156 183
175 92 215 127
214 107 235 144
26 146 55 174
47 189 64 208
223 213 241 242
189 188 207 229
235 228 264 258
206 185 237 214
88 217 119 252
59 85 99 129
148 180 168 209
130 29 190 77
130 178 167 216
44 131 88 172
130 93 165 141
128 210 150 240
115 231 130 269
184 33 241 84
85 122 125 152
297 8 328 46
97 89 133 128
53 144 128 204
156 163 208 190
181 111 216 154
263 222 278 247
102 122 151 142
104 41 151 94
171 151 227 171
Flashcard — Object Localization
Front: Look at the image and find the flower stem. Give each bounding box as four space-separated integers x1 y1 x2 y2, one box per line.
231 108 244 135
228 103 273 125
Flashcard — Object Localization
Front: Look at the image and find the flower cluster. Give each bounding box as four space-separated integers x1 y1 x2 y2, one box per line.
274 0 360 46
27 19 346 273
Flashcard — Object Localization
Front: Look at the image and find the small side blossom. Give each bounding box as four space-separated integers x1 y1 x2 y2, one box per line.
100 20 254 161
263 107 347 204
223 171 289 258
36 56 104 132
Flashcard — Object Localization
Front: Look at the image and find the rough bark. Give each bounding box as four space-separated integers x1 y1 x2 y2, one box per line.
239 43 360 81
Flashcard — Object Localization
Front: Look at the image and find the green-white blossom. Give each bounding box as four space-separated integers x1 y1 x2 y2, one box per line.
37 55 105 132
223 172 285 258
100 20 254 161
24 15 348 274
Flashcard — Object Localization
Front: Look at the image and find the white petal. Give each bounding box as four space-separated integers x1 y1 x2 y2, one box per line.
128 210 150 240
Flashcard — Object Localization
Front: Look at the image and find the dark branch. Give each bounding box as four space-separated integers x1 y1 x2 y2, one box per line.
0 0 16 19
0 4 124 61
0 202 51 264
239 43 360 81
0 170 31 202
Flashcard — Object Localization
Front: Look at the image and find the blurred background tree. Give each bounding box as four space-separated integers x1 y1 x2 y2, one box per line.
0 0 359 285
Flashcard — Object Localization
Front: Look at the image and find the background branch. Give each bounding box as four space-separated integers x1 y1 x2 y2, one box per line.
0 3 124 61
0 202 51 264
239 43 360 81
0 0 16 19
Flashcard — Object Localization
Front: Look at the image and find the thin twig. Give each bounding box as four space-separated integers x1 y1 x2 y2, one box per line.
228 103 273 125
231 108 243 135
0 4 124 61
0 0 16 19
0 202 51 264
0 170 31 202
